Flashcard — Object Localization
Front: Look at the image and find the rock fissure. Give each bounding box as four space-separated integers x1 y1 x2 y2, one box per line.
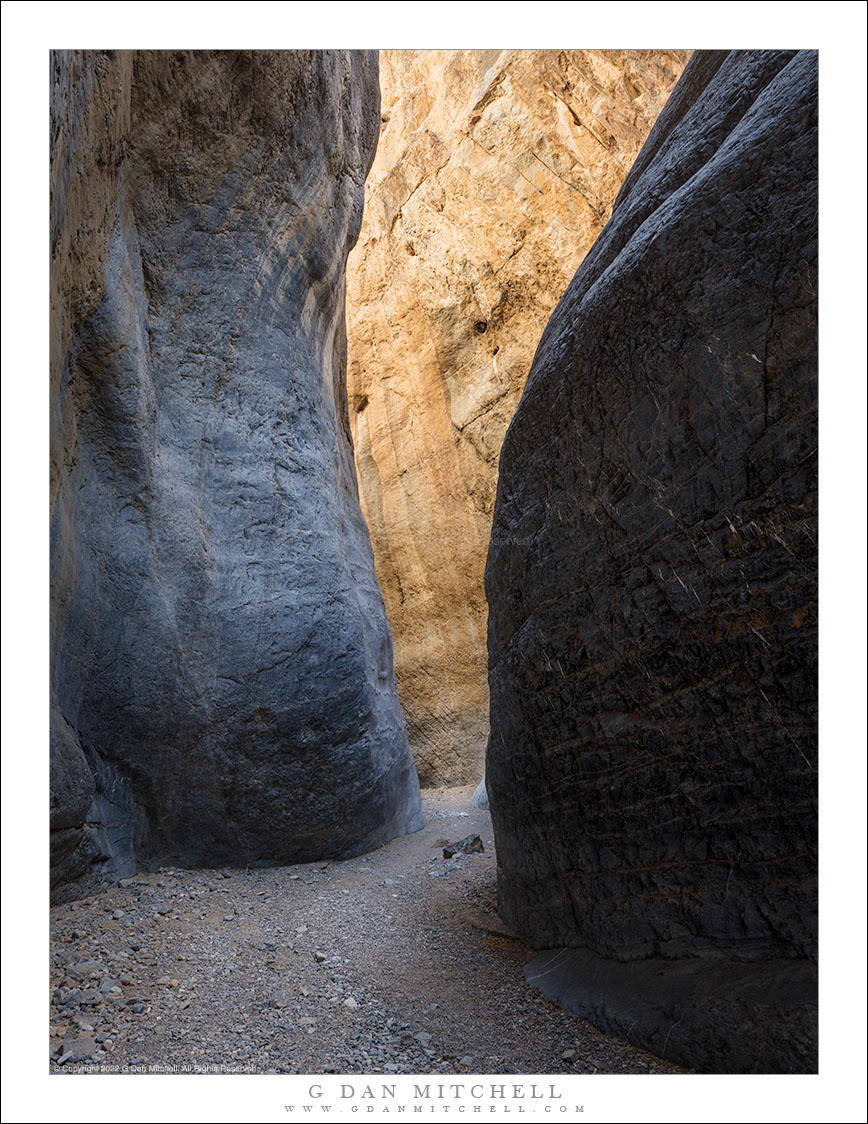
49 47 817 1079
346 49 689 786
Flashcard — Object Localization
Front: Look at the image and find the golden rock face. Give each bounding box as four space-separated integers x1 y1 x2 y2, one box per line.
346 49 690 786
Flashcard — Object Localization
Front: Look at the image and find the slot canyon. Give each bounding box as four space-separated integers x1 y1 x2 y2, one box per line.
49 48 817 1078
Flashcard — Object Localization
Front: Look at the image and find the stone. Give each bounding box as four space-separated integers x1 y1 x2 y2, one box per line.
485 50 818 1073
50 49 423 903
69 1035 99 1059
68 960 104 980
442 835 484 858
346 49 689 784
470 778 489 811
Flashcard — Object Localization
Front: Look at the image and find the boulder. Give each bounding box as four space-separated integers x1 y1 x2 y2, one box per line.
470 778 489 810
50 50 423 901
485 50 818 1072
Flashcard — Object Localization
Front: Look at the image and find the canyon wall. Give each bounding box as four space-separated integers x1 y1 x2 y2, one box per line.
346 50 689 785
50 50 422 902
486 50 818 1072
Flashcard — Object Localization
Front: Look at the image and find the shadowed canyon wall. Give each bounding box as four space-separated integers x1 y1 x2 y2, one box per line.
50 49 423 902
486 50 818 1072
346 49 689 786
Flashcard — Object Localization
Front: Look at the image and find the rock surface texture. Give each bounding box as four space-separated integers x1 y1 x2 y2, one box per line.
485 50 818 1072
346 50 689 785
50 50 422 903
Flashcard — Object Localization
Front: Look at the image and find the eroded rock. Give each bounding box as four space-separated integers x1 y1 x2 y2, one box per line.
486 50 818 1072
347 50 689 785
50 50 422 901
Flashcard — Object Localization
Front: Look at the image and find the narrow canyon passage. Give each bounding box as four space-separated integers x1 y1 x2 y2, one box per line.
49 790 685 1075
345 49 688 787
47 47 818 1081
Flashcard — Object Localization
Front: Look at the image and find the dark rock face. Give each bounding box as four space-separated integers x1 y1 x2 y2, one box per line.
485 51 817 1071
525 948 817 1075
50 50 423 901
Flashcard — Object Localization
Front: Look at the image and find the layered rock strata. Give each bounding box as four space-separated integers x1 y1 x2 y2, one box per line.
347 49 689 785
485 50 818 1071
50 49 423 901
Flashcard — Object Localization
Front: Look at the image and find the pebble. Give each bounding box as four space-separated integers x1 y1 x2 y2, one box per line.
443 835 484 859
48 788 688 1077
68 960 104 980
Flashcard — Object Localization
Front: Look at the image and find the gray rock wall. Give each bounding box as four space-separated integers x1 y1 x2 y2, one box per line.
485 50 817 1071
50 50 423 901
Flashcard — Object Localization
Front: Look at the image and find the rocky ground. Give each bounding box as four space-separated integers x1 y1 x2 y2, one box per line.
49 788 687 1076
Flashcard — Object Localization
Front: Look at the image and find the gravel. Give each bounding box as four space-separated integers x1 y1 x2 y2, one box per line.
48 787 688 1075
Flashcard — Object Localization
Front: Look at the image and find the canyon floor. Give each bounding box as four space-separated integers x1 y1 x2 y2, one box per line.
49 788 686 1076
